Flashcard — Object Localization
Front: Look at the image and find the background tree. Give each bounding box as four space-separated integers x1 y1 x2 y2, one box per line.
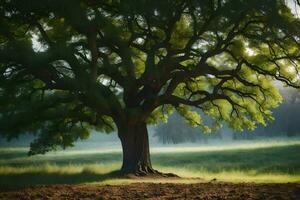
0 0 300 176
154 113 222 144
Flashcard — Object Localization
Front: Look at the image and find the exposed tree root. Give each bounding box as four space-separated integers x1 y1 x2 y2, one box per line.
120 166 180 178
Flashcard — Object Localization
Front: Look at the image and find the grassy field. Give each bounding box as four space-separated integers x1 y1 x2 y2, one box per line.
1 140 300 189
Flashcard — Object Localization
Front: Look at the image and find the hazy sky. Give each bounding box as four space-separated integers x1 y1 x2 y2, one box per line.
287 0 300 17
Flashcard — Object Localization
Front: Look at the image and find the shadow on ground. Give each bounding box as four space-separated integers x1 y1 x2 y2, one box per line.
0 170 120 191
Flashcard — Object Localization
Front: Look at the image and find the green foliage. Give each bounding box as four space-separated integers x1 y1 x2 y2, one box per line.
236 88 300 138
0 0 300 155
170 15 193 50
147 105 174 124
28 122 90 155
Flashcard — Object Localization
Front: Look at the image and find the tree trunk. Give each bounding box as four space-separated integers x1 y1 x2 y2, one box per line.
118 121 154 175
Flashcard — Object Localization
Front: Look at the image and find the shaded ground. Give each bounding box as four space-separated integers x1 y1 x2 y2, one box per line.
0 182 299 200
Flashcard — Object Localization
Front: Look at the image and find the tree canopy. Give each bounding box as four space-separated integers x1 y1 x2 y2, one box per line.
0 0 300 164
155 88 300 143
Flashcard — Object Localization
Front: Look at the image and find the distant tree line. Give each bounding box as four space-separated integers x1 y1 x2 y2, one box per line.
154 114 222 144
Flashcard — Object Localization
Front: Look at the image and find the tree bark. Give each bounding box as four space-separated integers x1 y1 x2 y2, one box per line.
118 121 154 175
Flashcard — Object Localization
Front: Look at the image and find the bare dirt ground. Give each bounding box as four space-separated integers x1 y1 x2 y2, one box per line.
0 182 300 200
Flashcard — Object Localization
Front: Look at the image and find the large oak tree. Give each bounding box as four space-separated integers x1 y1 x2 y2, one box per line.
0 0 300 175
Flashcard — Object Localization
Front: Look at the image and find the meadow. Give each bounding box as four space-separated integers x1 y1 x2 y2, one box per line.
1 140 300 189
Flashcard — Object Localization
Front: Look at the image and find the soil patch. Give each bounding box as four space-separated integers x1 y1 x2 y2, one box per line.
0 182 299 200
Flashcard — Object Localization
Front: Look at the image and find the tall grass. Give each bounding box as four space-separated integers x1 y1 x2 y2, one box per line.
0 140 300 189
